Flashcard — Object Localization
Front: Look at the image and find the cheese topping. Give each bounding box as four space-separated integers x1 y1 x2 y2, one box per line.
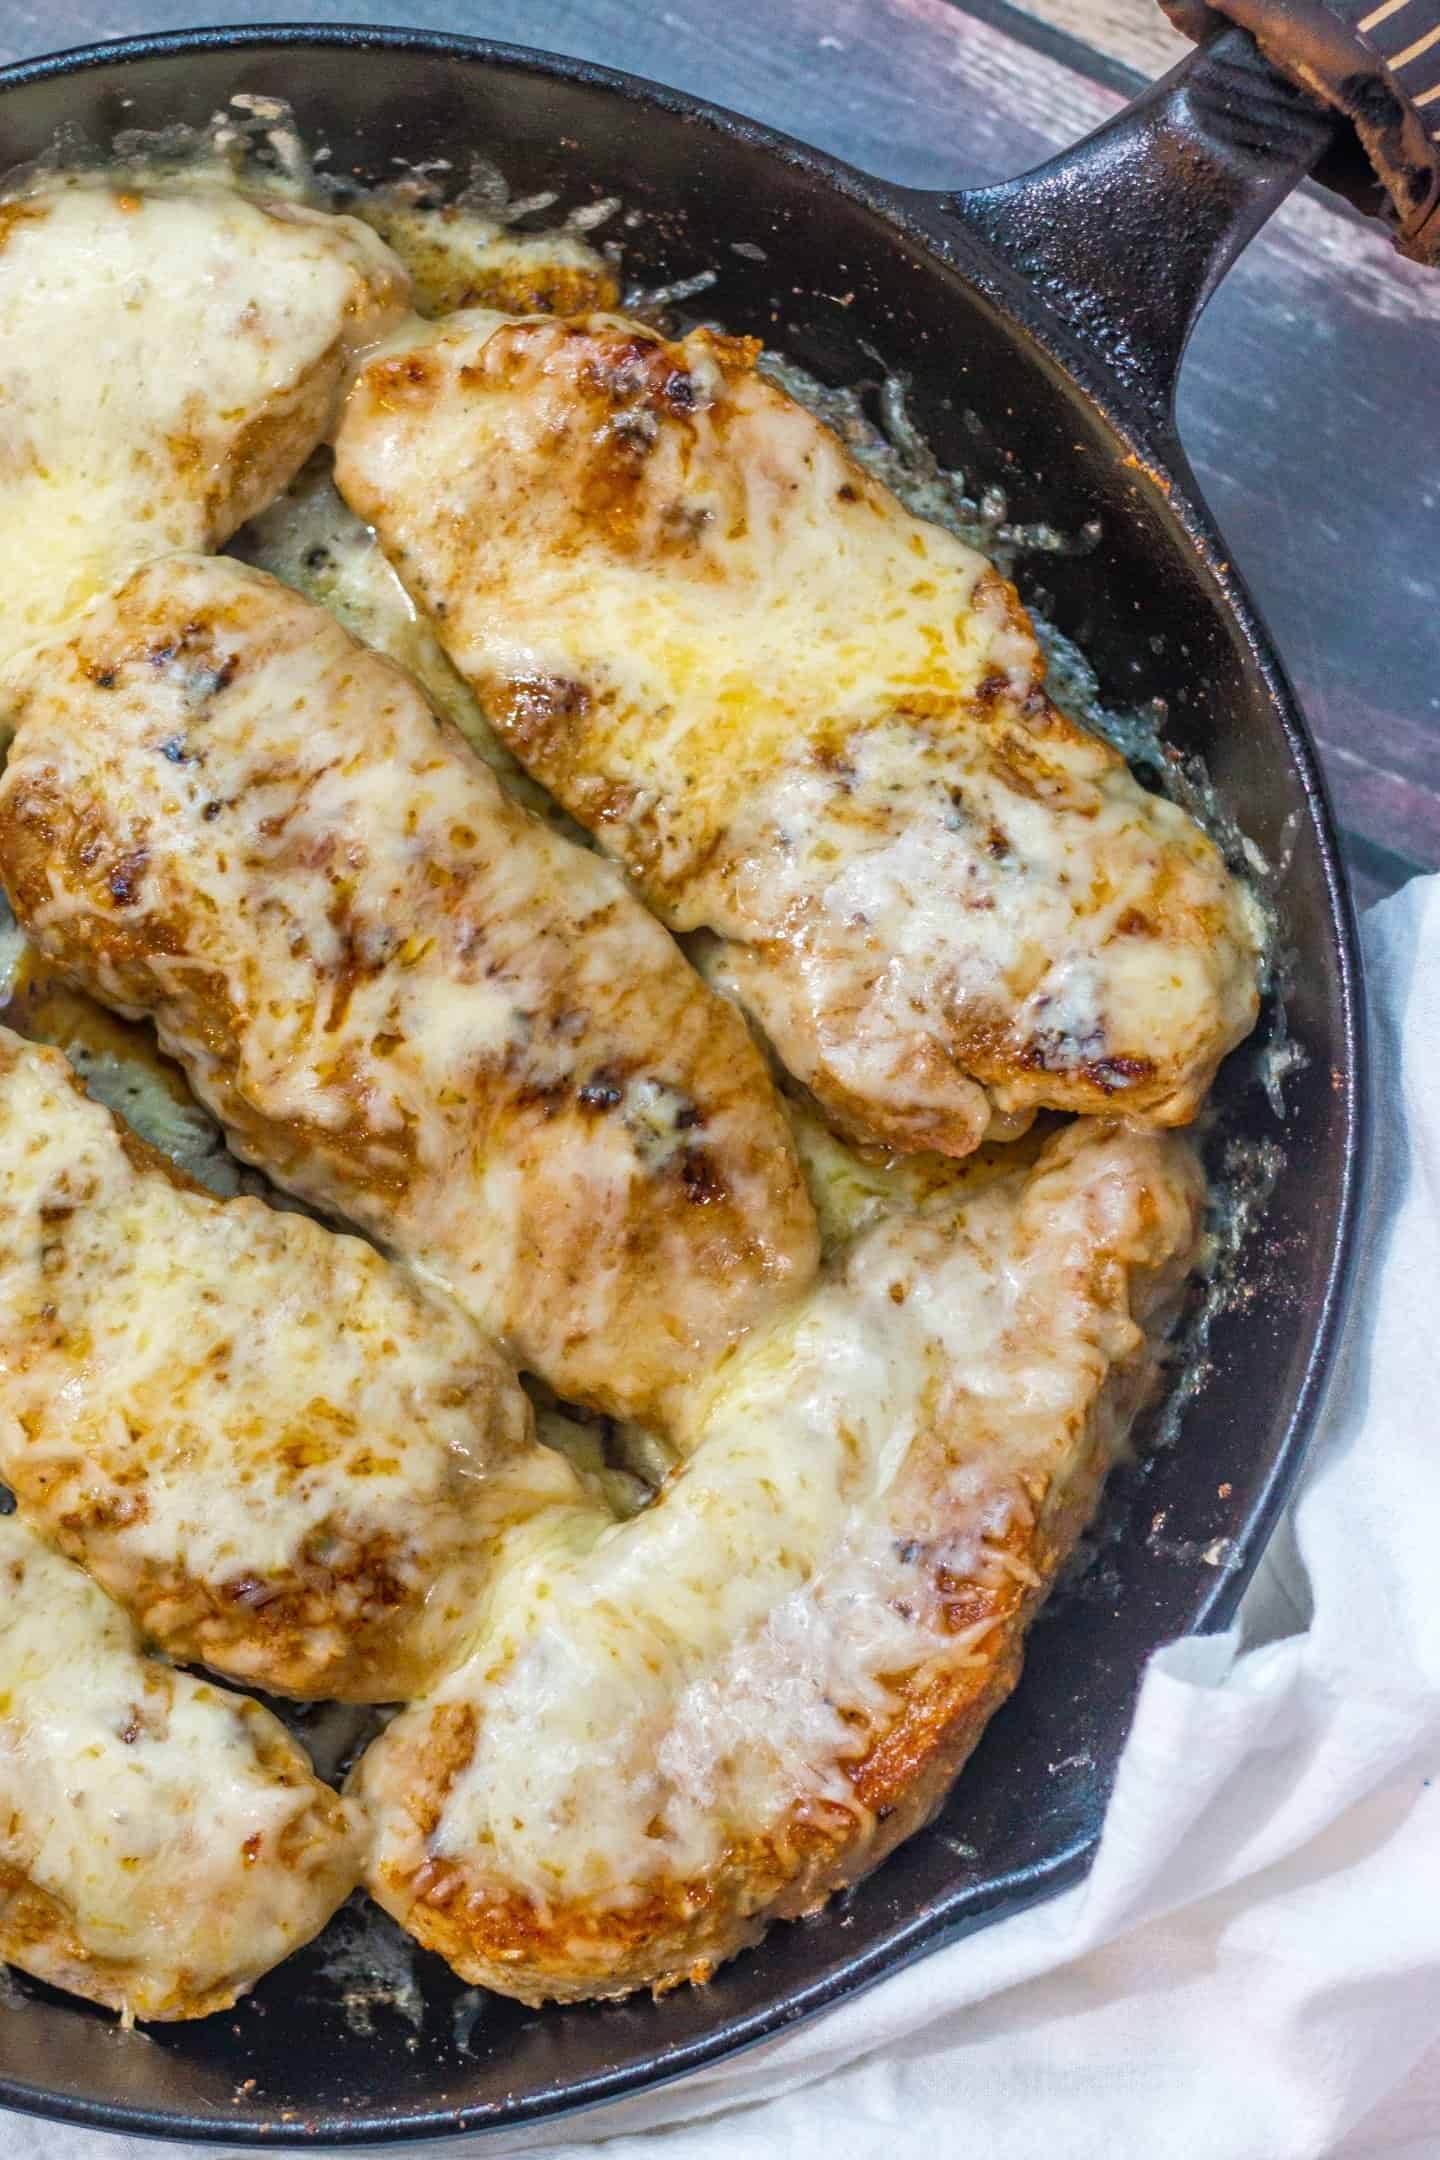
335 312 1262 1157
0 178 409 668
355 194 619 319
0 556 818 1428
0 1029 573 1702
228 453 563 821
781 1090 1047 1255
0 1513 362 2021
355 1121 1202 1986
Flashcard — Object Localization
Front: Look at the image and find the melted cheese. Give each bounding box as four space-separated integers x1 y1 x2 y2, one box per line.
356 195 619 319
335 312 1262 1157
0 1513 363 2020
228 453 565 822
0 1028 575 1702
0 556 818 1429
0 177 409 668
354 1121 1202 1993
781 1090 1048 1256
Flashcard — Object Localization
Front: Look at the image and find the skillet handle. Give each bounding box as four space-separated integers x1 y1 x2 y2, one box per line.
944 24 1334 418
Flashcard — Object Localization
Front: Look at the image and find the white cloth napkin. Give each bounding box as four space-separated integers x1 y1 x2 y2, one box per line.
10 875 1440 2160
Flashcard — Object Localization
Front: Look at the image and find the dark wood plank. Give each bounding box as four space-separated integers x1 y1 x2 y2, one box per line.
0 0 1433 897
1000 0 1193 81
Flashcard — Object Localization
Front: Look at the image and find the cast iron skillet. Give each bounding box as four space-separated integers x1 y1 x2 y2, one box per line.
0 20 1366 2150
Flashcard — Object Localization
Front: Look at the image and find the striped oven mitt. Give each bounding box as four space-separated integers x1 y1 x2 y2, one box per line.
1160 0 1440 259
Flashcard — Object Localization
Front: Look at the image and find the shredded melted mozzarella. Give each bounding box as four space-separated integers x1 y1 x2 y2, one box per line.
356 1123 1201 1932
710 715 1262 1133
0 170 1234 2019
0 1513 363 2020
335 311 1261 1158
0 177 409 669
0 1028 572 1703
0 555 818 1429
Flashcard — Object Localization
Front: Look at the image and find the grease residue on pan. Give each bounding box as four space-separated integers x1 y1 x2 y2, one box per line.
320 1902 426 2045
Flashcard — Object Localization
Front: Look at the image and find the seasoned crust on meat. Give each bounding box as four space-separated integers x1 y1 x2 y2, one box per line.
355 195 620 318
0 556 818 1429
0 176 1238 2031
335 311 1261 1157
0 178 408 668
352 1120 1203 2003
0 1028 576 1702
0 1515 363 2021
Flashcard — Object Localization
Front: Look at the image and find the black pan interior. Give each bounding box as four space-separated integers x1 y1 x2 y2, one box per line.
0 29 1363 2148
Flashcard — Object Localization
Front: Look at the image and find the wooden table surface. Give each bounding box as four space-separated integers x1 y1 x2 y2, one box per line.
0 0 1434 908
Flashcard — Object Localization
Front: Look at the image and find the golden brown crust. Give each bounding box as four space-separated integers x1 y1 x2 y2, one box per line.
355 1123 1203 2004
365 1427 1110 2003
38 1519 415 1704
0 761 423 1207
0 1769 357 2024
355 201 620 319
0 943 200 1118
0 205 1228 2030
0 1517 365 2021
0 1865 162 2021
0 557 819 1430
201 334 347 541
336 312 1261 1159
0 1028 553 1704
